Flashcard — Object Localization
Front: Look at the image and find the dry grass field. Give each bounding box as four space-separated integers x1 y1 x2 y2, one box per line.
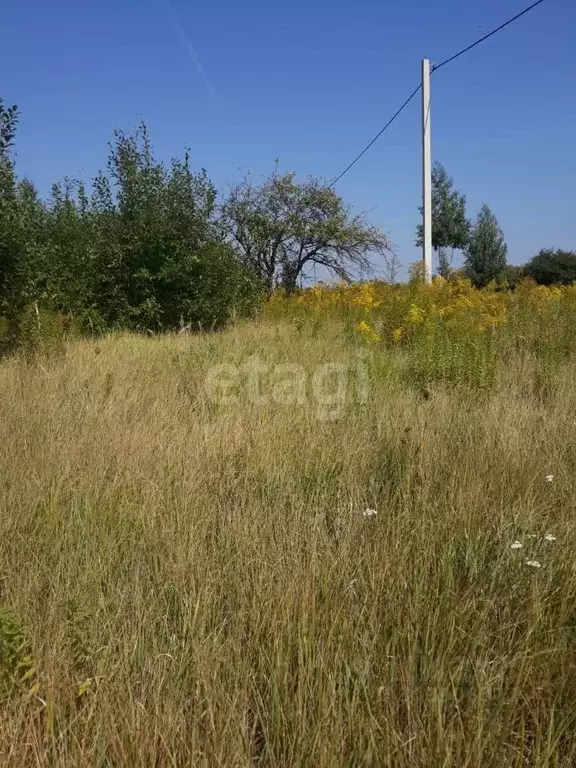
2 285 576 765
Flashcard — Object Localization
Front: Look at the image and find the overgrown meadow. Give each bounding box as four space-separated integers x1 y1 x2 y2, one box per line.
2 278 576 766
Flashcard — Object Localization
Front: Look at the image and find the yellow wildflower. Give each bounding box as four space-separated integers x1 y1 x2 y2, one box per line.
356 320 381 344
407 304 425 324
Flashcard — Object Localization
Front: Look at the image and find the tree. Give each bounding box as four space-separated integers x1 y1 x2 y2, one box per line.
0 100 27 339
0 99 18 156
465 204 507 287
1 102 54 350
416 162 470 277
84 124 259 330
43 178 94 317
220 169 393 294
2 104 261 339
524 249 576 286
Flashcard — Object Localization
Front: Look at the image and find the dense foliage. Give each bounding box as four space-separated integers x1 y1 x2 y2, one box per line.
0 99 26 335
1 99 400 349
1 97 574 355
464 204 508 287
0 104 262 346
524 249 576 286
266 277 576 390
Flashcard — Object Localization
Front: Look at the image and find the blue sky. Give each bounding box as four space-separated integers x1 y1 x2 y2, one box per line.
2 0 574 275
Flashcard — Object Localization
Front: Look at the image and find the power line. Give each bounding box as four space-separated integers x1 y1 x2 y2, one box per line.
329 84 421 187
432 0 547 72
330 0 548 185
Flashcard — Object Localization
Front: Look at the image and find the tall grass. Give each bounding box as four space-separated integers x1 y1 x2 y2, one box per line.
1 311 576 766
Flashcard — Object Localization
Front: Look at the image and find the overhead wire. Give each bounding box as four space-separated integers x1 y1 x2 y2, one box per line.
432 0 546 72
330 0 548 185
329 84 422 187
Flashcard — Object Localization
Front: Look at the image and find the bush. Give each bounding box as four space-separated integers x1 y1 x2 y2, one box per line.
499 264 525 289
155 242 262 331
13 302 74 359
524 249 576 285
1 109 263 345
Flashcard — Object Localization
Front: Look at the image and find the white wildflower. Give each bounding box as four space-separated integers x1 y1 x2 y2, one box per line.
544 533 556 542
527 534 537 539
525 560 542 568
363 508 378 518
510 541 523 550
545 474 554 483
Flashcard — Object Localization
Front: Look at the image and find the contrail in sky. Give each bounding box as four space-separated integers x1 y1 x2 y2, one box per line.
161 0 218 100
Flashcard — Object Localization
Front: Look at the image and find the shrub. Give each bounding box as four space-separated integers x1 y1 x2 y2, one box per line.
156 242 262 331
13 302 74 359
524 249 576 286
499 264 525 289
1 108 263 343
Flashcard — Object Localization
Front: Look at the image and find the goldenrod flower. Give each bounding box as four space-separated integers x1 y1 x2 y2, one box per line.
407 304 425 324
356 320 381 344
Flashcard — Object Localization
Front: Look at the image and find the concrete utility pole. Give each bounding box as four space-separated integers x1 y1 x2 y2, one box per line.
421 58 432 285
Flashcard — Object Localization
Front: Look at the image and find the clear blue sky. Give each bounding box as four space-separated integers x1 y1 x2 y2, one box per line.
2 0 574 274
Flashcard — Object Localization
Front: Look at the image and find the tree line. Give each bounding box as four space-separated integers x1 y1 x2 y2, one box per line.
1 98 574 349
416 161 576 287
0 99 396 347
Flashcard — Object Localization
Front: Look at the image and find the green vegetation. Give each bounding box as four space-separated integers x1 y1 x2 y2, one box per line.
464 203 508 287
415 161 470 278
2 99 574 354
221 168 394 293
1 93 576 765
0 103 262 343
0 101 397 350
525 248 576 286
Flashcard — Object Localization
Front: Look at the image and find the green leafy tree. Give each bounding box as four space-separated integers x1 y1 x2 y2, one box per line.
416 162 470 277
12 123 259 332
43 179 95 317
2 102 260 340
465 204 507 287
0 100 27 344
221 168 393 294
0 99 18 155
524 249 576 285
0 142 20 310
93 125 257 329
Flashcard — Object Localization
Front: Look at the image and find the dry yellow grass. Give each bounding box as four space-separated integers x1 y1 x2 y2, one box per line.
1 319 576 766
